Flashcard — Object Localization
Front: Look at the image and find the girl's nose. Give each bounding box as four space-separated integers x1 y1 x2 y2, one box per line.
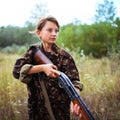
52 31 57 35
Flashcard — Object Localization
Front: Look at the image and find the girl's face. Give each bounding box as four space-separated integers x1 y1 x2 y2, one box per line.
37 21 59 44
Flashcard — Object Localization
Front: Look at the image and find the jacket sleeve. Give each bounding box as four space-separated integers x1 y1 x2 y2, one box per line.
12 47 35 84
60 50 83 91
19 64 33 84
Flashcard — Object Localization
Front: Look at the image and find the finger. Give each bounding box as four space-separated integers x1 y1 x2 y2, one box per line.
54 70 60 76
49 72 59 78
76 106 80 115
79 113 82 119
72 104 78 114
75 104 80 115
70 102 74 113
73 104 80 115
51 64 57 69
51 69 60 77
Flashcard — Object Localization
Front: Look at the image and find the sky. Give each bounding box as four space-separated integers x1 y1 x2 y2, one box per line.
0 0 120 27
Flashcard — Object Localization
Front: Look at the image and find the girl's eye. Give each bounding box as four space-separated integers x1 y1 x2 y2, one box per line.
55 29 59 33
46 29 59 33
47 29 52 32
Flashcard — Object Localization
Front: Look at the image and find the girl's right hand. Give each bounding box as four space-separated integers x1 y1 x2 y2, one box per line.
43 64 60 78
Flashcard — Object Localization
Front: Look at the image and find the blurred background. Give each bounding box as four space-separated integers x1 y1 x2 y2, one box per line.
0 0 120 119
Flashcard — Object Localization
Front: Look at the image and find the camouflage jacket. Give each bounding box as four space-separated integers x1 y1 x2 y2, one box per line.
13 43 83 120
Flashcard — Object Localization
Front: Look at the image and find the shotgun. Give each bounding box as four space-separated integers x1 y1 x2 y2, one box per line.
33 47 95 120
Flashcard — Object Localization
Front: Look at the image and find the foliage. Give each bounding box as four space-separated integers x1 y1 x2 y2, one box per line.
0 52 120 120
1 17 120 58
113 17 120 53
29 2 48 24
57 21 119 58
0 25 39 48
57 23 81 50
0 0 120 58
1 44 27 55
95 0 116 23
79 22 116 57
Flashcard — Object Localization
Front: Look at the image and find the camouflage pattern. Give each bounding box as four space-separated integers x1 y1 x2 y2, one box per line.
13 43 83 120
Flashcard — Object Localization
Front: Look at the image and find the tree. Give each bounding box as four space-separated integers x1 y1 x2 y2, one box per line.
79 22 116 57
113 17 120 53
29 2 48 24
95 0 116 23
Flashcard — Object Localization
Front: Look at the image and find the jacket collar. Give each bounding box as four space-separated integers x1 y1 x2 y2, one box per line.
40 43 60 57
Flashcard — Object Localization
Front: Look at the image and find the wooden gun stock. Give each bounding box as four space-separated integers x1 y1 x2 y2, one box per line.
33 48 94 120
34 48 52 64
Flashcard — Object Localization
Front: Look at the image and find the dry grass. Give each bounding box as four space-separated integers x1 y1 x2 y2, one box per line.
0 52 120 120
0 53 28 120
75 55 120 120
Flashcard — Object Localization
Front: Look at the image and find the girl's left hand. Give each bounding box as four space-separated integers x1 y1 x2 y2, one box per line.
70 87 82 119
70 102 82 119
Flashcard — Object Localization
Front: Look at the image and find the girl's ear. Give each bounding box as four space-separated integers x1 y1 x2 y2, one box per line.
36 30 42 39
36 30 40 35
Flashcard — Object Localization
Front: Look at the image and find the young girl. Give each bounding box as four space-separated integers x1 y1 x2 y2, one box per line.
13 16 83 120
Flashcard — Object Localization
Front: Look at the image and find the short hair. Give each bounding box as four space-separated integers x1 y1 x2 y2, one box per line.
36 16 60 31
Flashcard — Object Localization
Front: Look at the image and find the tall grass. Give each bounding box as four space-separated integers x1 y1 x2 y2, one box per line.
0 52 120 120
0 53 28 120
70 50 120 119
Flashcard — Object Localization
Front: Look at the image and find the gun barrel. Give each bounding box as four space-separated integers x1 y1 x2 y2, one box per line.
59 72 94 120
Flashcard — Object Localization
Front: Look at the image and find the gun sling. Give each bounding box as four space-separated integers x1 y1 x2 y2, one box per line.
38 74 56 120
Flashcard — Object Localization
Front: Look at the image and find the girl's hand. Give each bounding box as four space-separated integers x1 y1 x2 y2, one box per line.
43 64 60 78
70 88 82 119
70 102 82 119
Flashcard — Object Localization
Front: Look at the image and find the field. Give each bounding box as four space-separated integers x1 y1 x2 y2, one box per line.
0 52 120 120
